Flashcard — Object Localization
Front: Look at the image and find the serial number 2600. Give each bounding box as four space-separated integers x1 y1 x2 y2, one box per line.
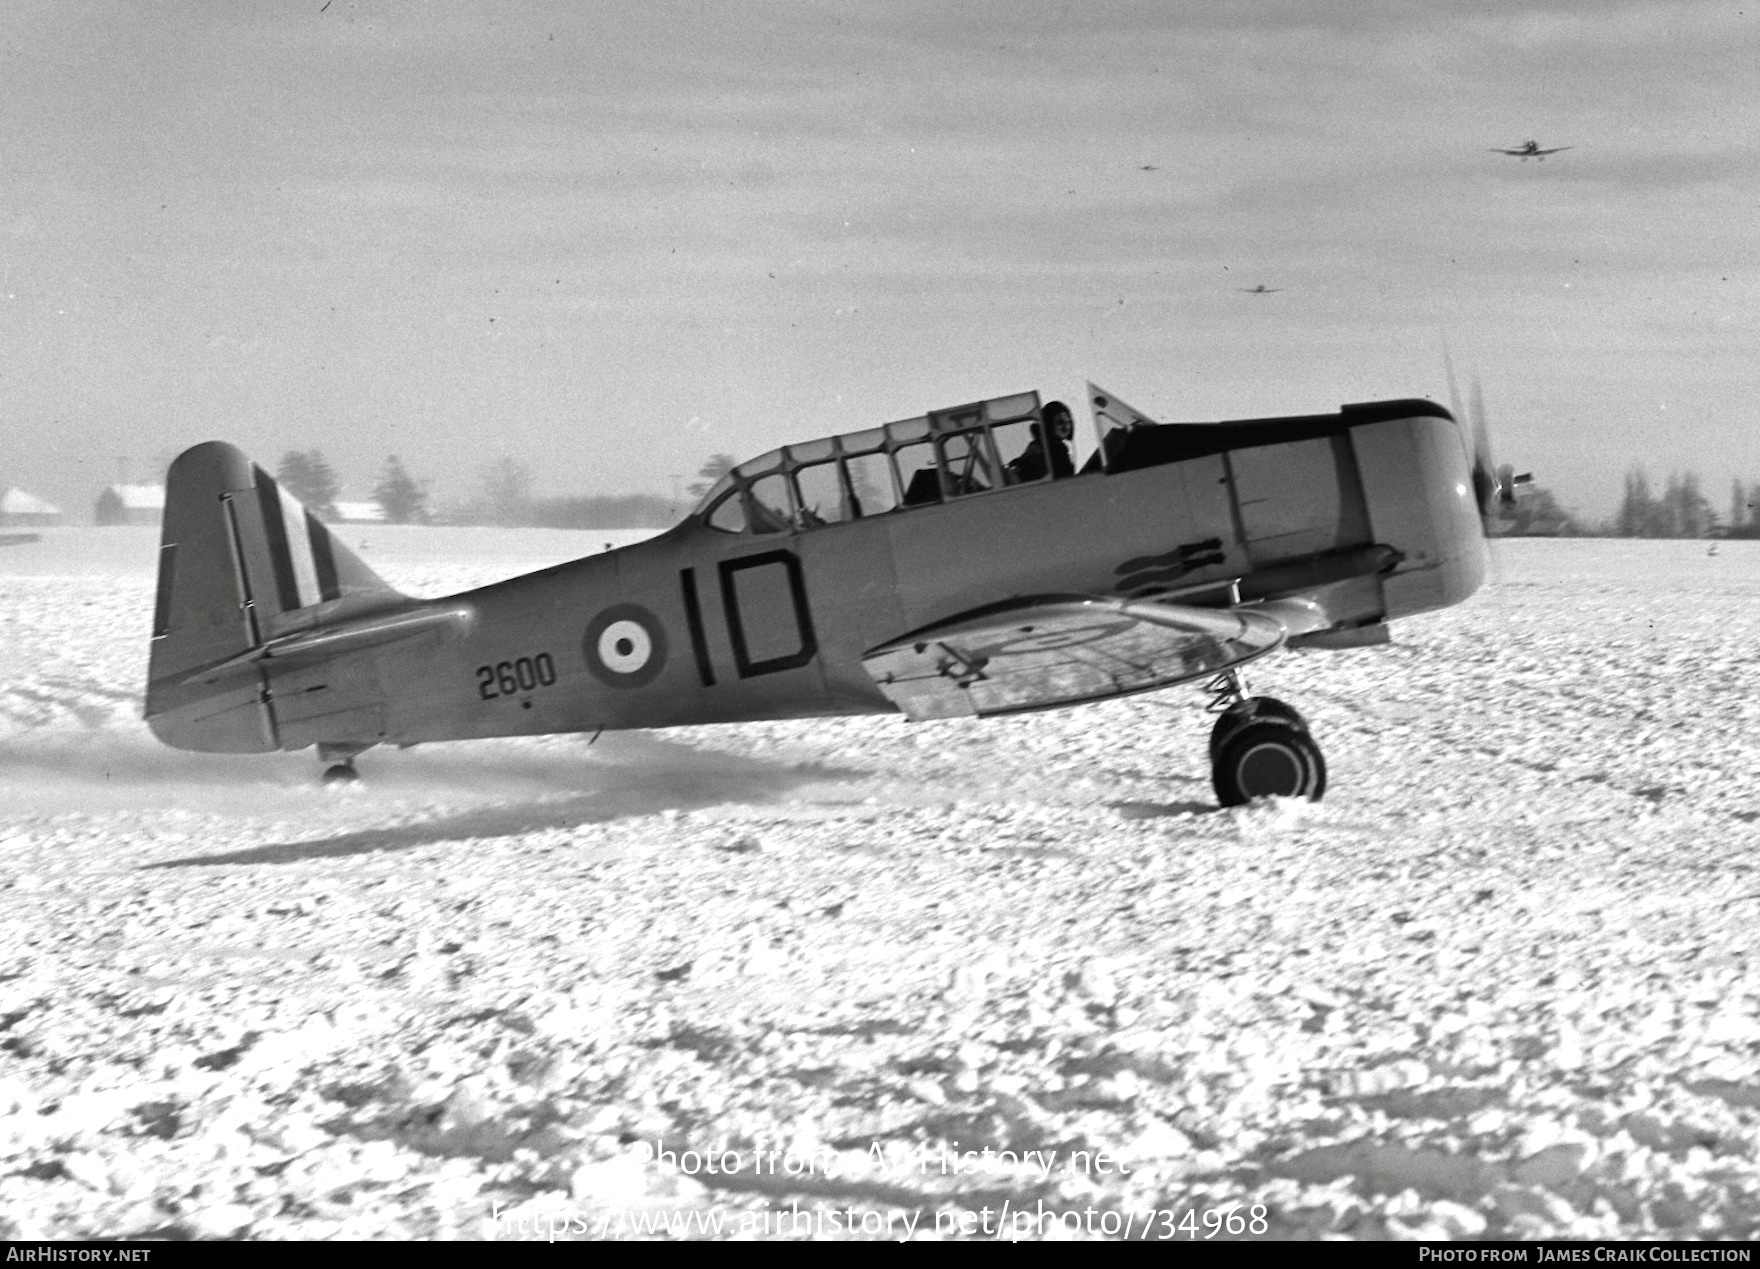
476 653 558 700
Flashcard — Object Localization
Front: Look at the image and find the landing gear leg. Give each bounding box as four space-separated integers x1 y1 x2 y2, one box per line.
1204 670 1327 807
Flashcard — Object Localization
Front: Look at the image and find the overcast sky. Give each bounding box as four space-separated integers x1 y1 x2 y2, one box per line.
2 0 1756 522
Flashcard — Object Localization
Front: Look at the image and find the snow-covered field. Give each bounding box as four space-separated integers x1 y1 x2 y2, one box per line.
2 526 1757 1241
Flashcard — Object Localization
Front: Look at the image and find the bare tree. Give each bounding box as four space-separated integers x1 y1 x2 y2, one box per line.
481 457 535 526
1614 466 1716 538
1662 472 1713 538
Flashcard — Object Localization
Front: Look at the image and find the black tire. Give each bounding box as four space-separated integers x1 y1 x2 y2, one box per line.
1212 719 1327 807
322 763 360 786
1208 695 1310 760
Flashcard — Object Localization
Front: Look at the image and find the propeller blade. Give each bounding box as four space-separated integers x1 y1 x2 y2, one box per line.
1467 374 1501 517
1441 338 1467 427
1442 339 1500 513
1440 348 1530 527
1466 375 1533 517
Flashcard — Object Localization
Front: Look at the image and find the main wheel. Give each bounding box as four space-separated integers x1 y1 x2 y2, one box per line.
1212 719 1327 807
322 763 360 786
1209 695 1310 760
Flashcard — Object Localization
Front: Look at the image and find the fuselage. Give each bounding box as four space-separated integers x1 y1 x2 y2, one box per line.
349 397 1485 750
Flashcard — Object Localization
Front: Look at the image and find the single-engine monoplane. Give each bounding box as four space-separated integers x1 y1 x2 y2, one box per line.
1490 140 1572 160
145 382 1509 806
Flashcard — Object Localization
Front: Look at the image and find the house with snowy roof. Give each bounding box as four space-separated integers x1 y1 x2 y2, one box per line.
94 483 166 526
0 488 63 527
331 500 387 524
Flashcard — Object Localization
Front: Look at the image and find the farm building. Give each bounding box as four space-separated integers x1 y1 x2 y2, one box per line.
331 500 387 524
0 488 63 527
94 483 166 526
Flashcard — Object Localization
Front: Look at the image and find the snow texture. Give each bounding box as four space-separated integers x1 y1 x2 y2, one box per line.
2 527 1758 1241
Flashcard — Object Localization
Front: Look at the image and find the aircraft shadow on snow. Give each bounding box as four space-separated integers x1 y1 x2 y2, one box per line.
1109 798 1217 819
139 739 863 869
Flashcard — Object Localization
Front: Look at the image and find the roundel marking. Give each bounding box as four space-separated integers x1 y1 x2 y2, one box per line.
583 603 668 688
996 618 1134 656
598 620 652 673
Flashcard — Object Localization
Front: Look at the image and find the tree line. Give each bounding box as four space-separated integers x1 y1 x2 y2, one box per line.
272 450 676 529
1444 467 1760 539
1611 470 1760 539
275 450 430 524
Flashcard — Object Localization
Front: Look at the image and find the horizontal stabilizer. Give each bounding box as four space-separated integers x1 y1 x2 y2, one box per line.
862 594 1287 722
182 603 474 687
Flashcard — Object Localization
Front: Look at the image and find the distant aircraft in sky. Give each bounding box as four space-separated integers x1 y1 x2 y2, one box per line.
1239 284 1282 295
1489 140 1572 160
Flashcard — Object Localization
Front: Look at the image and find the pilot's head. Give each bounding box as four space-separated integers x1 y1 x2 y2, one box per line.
1043 401 1074 439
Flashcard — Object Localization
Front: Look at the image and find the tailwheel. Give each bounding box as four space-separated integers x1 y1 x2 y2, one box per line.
1211 712 1327 807
317 742 369 787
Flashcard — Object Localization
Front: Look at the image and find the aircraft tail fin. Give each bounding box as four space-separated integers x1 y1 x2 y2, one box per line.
145 442 405 752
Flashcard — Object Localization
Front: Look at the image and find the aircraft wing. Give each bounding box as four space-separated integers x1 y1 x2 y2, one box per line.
861 594 1308 722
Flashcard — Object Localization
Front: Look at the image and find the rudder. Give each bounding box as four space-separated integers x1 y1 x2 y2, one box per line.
145 442 403 752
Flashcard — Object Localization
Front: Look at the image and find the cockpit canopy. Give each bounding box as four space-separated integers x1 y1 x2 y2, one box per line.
695 391 1060 535
689 385 1457 540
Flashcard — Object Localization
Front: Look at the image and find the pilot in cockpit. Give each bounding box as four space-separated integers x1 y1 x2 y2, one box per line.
1008 400 1077 483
